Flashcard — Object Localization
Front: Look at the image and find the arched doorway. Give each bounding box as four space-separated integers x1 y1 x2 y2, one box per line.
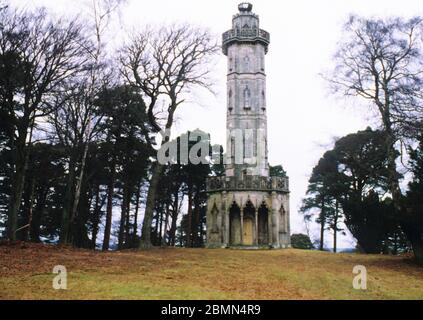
243 201 255 245
229 202 241 245
258 203 269 245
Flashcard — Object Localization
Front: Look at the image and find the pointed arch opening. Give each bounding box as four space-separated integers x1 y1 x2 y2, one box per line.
258 202 269 245
229 202 241 245
243 200 255 245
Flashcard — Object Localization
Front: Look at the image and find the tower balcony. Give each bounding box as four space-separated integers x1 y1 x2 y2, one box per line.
206 175 289 193
222 27 270 55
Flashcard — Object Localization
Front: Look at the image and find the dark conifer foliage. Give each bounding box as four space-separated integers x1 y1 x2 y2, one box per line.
302 128 410 254
404 135 423 264
0 4 219 250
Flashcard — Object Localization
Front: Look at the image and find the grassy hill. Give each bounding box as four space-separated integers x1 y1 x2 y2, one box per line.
1 243 422 300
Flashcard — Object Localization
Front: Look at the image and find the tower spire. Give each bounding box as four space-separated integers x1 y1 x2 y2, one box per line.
205 3 290 250
223 2 270 177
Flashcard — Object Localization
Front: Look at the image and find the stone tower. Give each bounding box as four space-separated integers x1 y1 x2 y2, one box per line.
206 3 290 248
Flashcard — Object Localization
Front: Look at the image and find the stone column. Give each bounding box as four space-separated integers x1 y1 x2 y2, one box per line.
267 204 272 246
225 210 230 247
218 193 224 246
284 194 291 247
271 192 280 248
240 206 244 245
254 207 259 246
223 192 229 247
206 197 212 247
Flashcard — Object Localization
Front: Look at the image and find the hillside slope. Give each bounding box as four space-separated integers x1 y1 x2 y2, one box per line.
1 243 422 300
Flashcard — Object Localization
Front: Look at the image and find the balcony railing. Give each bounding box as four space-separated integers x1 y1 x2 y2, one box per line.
206 175 289 193
222 27 270 54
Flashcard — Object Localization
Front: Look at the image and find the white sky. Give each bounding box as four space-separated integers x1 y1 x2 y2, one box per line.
9 0 423 249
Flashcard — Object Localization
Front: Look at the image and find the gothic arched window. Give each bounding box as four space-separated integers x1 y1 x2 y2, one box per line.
228 89 233 111
261 90 266 110
244 86 251 110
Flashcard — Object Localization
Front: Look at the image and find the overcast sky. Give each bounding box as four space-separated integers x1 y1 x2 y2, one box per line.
9 0 423 248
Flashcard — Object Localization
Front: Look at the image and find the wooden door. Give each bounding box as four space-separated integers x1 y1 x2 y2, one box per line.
243 217 253 245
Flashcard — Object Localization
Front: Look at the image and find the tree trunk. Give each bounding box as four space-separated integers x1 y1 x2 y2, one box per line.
193 190 201 247
392 232 398 256
410 234 423 265
319 199 325 251
30 187 48 243
139 163 164 249
384 131 402 203
25 178 36 242
133 182 141 238
102 157 116 251
402 223 423 264
154 205 160 245
91 184 101 250
158 207 163 245
333 200 338 253
60 154 77 244
118 184 127 250
124 188 131 247
161 202 170 246
186 185 193 247
72 182 92 248
169 190 179 246
7 133 29 241
70 142 89 237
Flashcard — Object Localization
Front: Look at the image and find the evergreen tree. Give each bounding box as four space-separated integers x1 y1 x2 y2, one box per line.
302 128 408 254
404 135 423 264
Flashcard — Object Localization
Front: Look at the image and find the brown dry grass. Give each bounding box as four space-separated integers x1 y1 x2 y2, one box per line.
1 242 422 300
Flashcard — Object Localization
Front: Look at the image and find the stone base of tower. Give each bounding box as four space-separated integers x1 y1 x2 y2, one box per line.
205 176 290 249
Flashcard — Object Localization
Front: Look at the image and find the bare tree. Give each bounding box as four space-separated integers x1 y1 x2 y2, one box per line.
329 15 423 261
0 7 91 240
121 24 219 249
51 77 106 244
51 0 125 245
71 0 127 246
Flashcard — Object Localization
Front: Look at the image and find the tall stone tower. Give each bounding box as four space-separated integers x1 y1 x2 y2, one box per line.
206 3 290 248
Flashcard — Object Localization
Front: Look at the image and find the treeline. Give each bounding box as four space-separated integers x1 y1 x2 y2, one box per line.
0 2 221 249
302 128 418 254
302 15 423 264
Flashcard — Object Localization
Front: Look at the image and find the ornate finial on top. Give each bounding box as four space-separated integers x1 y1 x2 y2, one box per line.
238 2 253 12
